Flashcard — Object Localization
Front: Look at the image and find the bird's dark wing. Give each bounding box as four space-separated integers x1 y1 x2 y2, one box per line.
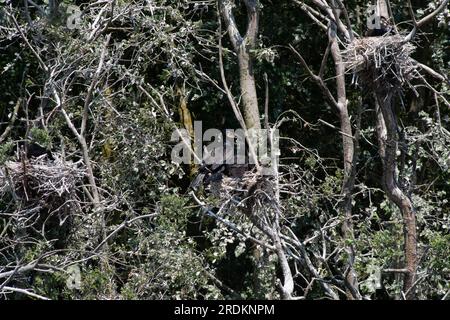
225 164 248 178
190 172 206 190
204 165 225 184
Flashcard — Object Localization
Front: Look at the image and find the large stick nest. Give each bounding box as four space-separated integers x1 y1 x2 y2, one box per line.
343 35 418 91
0 154 85 214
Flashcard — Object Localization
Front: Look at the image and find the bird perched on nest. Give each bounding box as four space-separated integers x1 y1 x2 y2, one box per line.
18 141 54 160
190 157 250 191
190 131 250 192
365 16 393 37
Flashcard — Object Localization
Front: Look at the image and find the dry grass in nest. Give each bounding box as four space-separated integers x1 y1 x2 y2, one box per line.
343 35 418 91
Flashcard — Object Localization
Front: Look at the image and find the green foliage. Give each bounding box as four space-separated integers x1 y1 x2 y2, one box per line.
0 140 13 164
30 127 51 148
120 195 222 299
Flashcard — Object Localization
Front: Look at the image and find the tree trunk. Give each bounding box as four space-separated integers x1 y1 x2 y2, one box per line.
237 46 261 130
375 91 417 300
329 20 361 300
339 105 361 300
220 0 261 130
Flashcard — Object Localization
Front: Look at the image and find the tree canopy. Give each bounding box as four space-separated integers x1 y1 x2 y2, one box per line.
0 0 449 300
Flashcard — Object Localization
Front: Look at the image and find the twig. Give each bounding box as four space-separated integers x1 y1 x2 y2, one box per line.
1 286 51 300
6 10 48 72
81 34 111 137
93 213 158 252
289 44 339 109
190 191 275 251
0 98 21 144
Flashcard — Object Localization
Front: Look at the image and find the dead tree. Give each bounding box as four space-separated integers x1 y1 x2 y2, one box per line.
373 0 448 300
292 0 362 300
294 0 448 300
343 0 449 299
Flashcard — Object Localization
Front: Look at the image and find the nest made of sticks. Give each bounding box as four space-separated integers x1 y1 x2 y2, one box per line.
343 35 418 91
0 154 85 214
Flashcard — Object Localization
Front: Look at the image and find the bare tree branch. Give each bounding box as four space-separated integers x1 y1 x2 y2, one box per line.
405 0 449 42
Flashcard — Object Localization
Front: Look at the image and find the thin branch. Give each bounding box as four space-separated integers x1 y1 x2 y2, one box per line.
191 192 275 251
318 119 355 140
6 10 48 72
289 44 339 108
416 0 449 28
93 213 158 252
1 286 51 300
383 268 409 273
0 262 38 280
310 0 350 40
263 72 269 131
414 60 447 82
319 41 332 78
0 98 21 144
405 0 449 41
81 34 111 137
386 0 399 34
295 0 328 31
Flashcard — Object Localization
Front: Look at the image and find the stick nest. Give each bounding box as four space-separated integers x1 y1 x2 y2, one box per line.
343 35 418 91
0 154 85 214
